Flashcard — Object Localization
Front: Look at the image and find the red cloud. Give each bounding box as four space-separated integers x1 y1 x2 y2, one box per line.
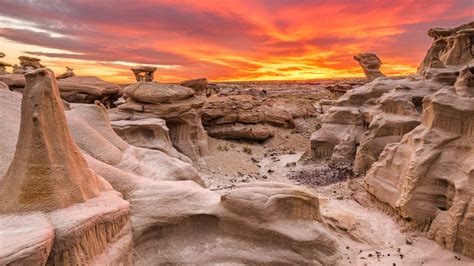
0 0 472 82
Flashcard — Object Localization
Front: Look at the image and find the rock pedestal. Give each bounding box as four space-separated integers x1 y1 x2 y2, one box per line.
131 66 157 82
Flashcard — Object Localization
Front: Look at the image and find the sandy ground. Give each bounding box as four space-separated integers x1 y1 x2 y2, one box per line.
198 128 474 265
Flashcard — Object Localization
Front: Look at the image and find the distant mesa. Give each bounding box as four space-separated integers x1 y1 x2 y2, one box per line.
131 65 157 82
354 52 385 81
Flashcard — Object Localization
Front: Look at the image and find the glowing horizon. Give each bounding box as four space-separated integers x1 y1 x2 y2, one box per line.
0 0 472 83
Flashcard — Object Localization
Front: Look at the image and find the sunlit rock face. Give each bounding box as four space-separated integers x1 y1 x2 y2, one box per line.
354 52 385 81
0 69 132 265
111 81 210 161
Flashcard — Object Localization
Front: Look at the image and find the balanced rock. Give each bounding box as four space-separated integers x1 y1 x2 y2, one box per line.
131 65 157 82
365 83 474 257
19 56 44 72
354 52 385 81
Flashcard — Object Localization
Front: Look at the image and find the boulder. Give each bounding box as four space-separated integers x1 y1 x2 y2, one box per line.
365 85 474 257
180 78 208 96
113 82 210 160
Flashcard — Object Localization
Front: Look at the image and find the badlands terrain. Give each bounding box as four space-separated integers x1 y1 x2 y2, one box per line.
0 21 473 265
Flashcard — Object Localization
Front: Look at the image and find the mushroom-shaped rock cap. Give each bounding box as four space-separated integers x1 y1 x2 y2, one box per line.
124 82 195 104
18 56 41 62
131 66 157 72
0 68 105 213
0 61 12 67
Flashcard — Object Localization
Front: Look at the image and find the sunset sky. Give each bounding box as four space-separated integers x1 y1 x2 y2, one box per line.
0 0 472 83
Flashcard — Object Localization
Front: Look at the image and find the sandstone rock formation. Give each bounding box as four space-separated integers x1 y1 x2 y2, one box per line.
310 21 474 257
111 118 193 164
0 68 132 264
0 73 341 264
57 76 122 106
180 77 208 96
0 61 11 75
56 66 76 79
111 81 210 160
365 79 474 257
19 56 44 72
354 52 385 81
419 22 474 73
310 77 443 166
202 94 317 141
131 66 157 82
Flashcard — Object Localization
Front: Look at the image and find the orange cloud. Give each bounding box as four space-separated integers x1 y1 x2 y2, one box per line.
0 0 472 83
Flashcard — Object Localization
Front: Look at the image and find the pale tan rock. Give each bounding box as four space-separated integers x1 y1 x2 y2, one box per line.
110 118 192 164
57 76 122 106
206 123 274 141
310 77 443 163
0 73 25 89
365 86 474 257
454 65 474 97
123 81 195 104
67 102 205 186
0 61 12 75
354 52 385 81
115 82 210 160
180 78 208 96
